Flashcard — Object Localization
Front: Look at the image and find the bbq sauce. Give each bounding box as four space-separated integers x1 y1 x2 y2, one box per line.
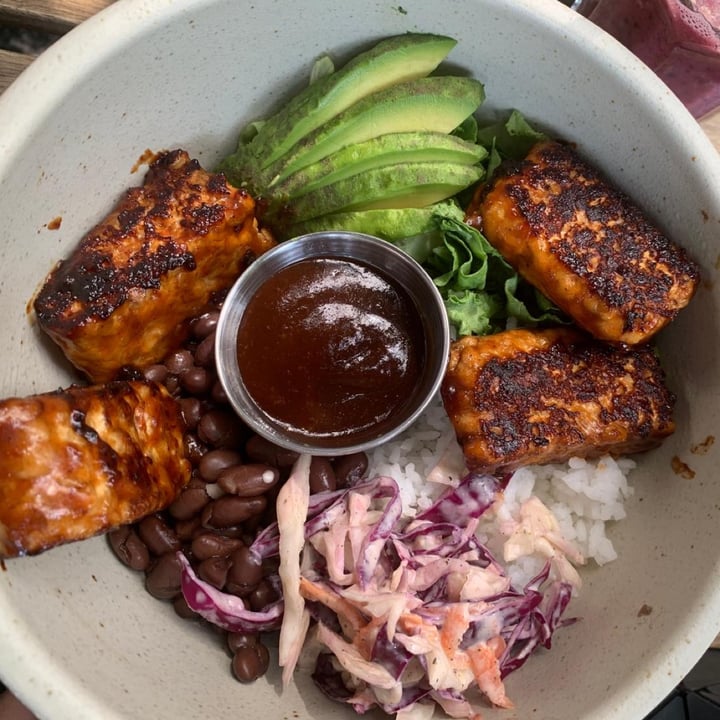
236 257 425 447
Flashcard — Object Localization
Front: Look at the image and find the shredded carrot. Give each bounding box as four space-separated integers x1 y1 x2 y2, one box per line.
466 643 513 709
487 634 506 658
351 615 387 659
298 576 366 631
440 603 471 663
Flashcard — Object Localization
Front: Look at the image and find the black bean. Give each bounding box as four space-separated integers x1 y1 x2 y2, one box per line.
211 379 228 405
201 495 267 529
179 397 204 429
242 515 263 538
231 643 270 683
145 552 183 600
186 474 209 490
184 433 209 464
144 364 169 384
199 449 243 482
197 555 231 590
192 311 219 340
194 332 216 368
166 349 195 375
227 631 257 654
248 579 278 612
225 545 264 596
137 515 181 557
172 593 197 620
245 434 299 469
165 375 180 394
175 516 202 541
217 464 279 497
168 485 211 520
309 457 337 493
181 366 213 395
208 525 245 540
190 533 244 561
198 409 245 448
193 468 212 490
332 451 369 488
108 527 150 571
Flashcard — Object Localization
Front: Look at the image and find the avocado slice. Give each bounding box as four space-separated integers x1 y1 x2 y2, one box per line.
260 76 485 187
271 132 486 199
285 200 465 243
230 33 457 172
273 161 483 225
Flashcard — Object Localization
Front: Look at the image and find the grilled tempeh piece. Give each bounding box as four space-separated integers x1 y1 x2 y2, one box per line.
34 149 276 383
0 380 191 558
441 327 676 474
466 140 699 345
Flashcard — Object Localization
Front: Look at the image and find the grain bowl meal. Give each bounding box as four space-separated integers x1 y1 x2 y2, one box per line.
0 31 701 717
0 3 718 720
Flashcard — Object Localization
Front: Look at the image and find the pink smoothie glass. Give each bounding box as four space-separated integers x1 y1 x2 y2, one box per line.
575 0 720 118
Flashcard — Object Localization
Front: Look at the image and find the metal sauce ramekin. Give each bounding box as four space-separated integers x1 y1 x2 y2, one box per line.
215 231 449 456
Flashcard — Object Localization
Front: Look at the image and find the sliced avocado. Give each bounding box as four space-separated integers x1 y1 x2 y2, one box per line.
286 201 464 241
271 132 486 199
262 76 485 186
274 161 482 225
234 34 457 171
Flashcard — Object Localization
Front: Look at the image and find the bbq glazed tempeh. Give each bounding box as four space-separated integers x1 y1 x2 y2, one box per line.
441 327 676 475
34 149 276 383
466 140 700 345
0 381 191 558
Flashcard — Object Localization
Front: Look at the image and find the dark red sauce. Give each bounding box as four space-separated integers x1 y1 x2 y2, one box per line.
236 257 425 447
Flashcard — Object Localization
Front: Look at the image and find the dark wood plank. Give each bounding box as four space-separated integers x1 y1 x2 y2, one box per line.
0 0 114 36
0 47 34 94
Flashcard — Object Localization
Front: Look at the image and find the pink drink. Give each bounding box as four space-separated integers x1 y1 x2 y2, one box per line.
577 0 720 118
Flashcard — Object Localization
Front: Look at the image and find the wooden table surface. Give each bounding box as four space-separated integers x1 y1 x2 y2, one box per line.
0 0 114 91
1 0 720 650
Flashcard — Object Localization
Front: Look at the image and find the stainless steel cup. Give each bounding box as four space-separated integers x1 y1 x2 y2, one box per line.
215 231 450 456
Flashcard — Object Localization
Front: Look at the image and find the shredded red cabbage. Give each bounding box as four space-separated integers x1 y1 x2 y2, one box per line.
178 470 575 718
415 471 501 524
178 552 284 632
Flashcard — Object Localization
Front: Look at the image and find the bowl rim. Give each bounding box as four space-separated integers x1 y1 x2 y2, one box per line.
0 1 719 719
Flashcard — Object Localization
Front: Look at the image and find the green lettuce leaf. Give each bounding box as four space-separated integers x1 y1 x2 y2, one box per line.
423 214 567 336
451 114 479 143
445 289 504 337
476 108 547 160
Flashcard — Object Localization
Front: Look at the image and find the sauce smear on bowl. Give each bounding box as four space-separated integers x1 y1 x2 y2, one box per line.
236 257 425 447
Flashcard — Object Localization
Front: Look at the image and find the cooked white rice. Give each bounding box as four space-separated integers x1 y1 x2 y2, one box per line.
367 395 635 590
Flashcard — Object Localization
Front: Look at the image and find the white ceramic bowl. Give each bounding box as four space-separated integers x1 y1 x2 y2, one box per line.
0 1 719 719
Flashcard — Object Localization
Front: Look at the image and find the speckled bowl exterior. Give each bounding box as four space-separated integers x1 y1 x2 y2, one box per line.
0 1 718 719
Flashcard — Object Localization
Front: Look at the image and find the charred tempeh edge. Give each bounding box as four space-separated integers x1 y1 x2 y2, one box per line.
441 327 676 474
0 381 191 558
34 149 276 382
466 140 700 345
